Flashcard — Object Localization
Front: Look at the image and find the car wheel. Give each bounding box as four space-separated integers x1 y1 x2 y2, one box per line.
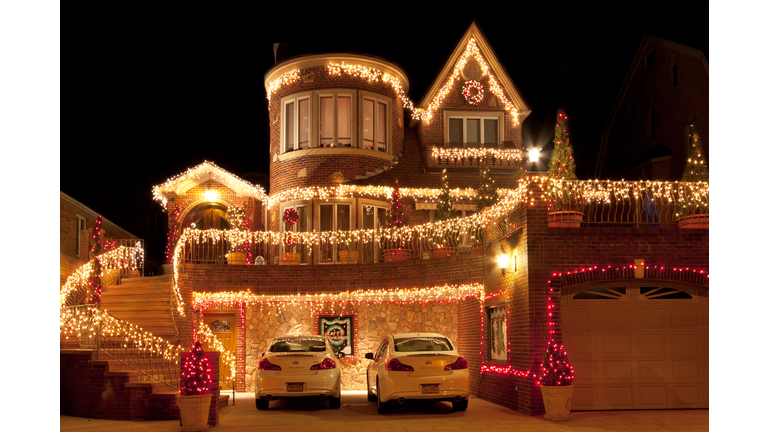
328 396 341 409
366 372 376 402
452 399 468 411
255 398 269 410
376 378 390 414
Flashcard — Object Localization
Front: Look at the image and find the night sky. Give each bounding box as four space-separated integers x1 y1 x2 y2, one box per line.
58 5 709 258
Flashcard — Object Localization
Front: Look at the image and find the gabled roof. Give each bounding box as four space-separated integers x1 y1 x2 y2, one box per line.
152 161 268 209
417 21 531 121
595 34 709 178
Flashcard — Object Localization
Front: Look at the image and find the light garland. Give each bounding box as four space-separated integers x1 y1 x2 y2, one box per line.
432 147 523 163
152 161 268 210
462 80 484 105
196 319 238 381
60 245 145 308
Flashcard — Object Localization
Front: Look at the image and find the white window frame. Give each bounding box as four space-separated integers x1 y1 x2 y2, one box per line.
279 201 310 263
360 91 391 153
317 90 357 148
282 92 313 153
359 199 390 263
444 111 503 148
314 199 355 263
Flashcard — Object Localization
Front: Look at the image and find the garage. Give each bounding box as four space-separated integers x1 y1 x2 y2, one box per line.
561 282 708 410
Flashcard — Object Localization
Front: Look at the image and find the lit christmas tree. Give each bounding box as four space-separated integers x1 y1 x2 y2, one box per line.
677 124 709 217
435 169 456 221
180 341 212 396
387 179 408 228
165 205 181 264
88 215 104 304
547 109 583 212
476 158 499 211
537 339 574 387
227 203 253 263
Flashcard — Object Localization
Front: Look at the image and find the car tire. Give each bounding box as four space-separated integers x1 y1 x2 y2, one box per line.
366 373 376 402
328 396 341 409
376 379 391 414
452 399 468 411
256 399 269 410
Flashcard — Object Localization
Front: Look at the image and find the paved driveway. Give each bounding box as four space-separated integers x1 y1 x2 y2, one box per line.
60 391 708 432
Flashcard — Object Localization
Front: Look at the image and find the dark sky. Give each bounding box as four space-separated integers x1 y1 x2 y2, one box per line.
61 4 708 245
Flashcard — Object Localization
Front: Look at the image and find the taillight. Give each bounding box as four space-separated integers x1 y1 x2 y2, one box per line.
445 357 468 371
386 358 415 372
258 358 282 371
310 358 336 370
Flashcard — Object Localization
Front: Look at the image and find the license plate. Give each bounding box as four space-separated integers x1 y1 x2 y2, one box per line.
287 383 303 392
422 384 439 394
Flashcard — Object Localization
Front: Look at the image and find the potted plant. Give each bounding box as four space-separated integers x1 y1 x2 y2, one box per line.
282 209 302 264
178 342 213 431
226 203 251 264
537 339 575 421
339 233 359 264
546 109 584 227
676 124 709 228
383 180 412 262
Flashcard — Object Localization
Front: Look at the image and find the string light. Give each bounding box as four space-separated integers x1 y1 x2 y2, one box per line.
431 147 523 163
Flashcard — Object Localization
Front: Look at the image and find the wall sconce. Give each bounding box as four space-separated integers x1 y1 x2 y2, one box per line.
528 148 540 163
204 190 218 202
497 254 511 276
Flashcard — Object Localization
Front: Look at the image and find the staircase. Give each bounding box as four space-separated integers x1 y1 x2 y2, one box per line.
100 274 179 344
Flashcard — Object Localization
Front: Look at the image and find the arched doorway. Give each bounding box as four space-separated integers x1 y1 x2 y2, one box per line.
182 203 231 230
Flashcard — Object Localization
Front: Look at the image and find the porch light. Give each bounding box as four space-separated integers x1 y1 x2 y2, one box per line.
204 190 218 202
497 254 511 276
528 148 540 163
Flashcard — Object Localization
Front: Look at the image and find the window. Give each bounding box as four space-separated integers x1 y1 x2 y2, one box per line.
640 287 693 300
76 215 86 257
645 50 655 69
487 306 507 361
572 287 627 300
671 64 678 87
282 93 311 152
361 202 389 262
319 91 355 148
444 111 502 148
361 92 389 152
316 201 353 263
281 203 309 263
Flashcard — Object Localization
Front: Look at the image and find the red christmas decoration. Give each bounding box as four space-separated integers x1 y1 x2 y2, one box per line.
165 204 181 264
462 80 484 105
180 341 212 396
283 208 300 227
537 339 574 386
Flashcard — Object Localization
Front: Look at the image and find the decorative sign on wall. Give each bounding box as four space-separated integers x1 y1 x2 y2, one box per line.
489 307 507 361
318 315 355 357
210 319 231 334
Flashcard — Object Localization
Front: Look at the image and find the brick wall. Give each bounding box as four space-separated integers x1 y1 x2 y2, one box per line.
60 253 86 287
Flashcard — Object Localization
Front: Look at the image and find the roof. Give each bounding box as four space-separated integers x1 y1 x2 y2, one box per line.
595 34 709 178
60 191 138 239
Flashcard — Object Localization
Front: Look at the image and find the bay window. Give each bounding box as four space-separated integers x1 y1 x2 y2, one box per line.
319 92 354 148
283 94 311 152
361 92 390 153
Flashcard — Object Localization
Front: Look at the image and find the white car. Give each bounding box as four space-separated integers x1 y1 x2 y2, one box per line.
255 335 343 410
365 333 470 413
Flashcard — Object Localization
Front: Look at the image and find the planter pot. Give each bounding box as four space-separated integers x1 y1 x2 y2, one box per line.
540 385 573 421
548 211 584 228
384 249 412 263
177 394 212 431
227 252 248 265
339 250 359 264
431 246 457 259
281 252 301 265
677 214 709 229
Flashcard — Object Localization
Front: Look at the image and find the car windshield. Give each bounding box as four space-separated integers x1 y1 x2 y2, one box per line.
393 336 453 352
270 337 326 353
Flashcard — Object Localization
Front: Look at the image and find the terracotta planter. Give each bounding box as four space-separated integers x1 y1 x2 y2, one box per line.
281 252 301 265
177 394 212 431
384 249 411 263
339 250 359 264
548 211 584 228
678 214 709 229
227 251 247 265
540 385 573 421
431 246 457 259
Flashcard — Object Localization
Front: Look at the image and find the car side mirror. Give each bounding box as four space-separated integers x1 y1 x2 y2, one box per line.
364 352 374 360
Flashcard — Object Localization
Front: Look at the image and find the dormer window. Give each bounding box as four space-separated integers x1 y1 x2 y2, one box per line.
444 111 502 148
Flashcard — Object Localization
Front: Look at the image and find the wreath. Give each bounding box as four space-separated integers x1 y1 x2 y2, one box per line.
283 208 300 227
462 80 484 105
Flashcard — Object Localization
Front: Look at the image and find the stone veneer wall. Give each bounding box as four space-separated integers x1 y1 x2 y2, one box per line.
244 302 458 391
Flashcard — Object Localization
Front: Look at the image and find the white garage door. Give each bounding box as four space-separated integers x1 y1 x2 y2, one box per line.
561 283 708 410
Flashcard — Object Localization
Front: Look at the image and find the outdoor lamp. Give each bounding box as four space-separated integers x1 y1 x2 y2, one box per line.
528 148 540 163
497 254 511 276
204 190 218 202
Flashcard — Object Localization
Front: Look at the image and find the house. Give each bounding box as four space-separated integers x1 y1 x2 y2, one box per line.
596 35 709 180
62 22 708 418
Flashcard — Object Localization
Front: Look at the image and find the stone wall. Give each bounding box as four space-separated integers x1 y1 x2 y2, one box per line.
244 302 458 391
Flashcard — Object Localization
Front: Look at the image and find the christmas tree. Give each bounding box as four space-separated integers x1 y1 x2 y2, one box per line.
180 342 212 396
165 205 181 264
547 109 582 212
434 169 456 221
537 339 574 387
227 202 252 263
476 158 499 211
387 180 408 228
676 124 709 217
88 215 104 304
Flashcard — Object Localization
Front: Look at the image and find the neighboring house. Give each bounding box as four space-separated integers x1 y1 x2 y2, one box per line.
81 22 707 417
60 191 140 286
596 35 709 180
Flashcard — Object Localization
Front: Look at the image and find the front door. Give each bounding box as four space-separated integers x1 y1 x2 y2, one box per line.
202 311 237 391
